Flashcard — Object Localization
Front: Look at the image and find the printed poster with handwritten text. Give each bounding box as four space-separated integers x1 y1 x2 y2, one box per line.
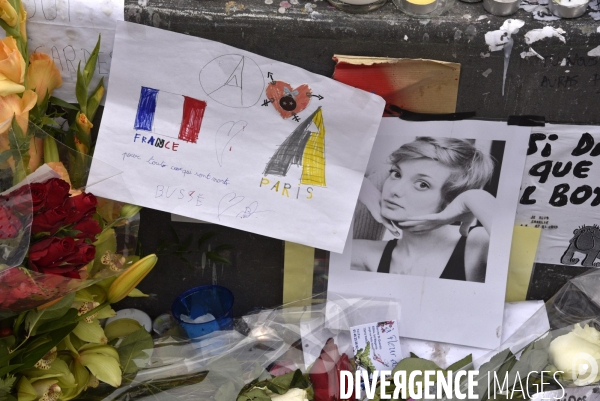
89 22 385 252
516 125 600 267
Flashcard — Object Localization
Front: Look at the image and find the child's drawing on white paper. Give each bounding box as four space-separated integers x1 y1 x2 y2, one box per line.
134 86 207 144
199 54 264 108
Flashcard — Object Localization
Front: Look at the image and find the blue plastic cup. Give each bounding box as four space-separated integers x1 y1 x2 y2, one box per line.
171 285 234 340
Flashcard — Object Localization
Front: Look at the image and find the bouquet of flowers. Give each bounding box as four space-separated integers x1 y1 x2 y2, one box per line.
0 2 160 400
0 0 131 314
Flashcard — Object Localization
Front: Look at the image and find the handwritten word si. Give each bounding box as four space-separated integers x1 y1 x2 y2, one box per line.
134 133 179 152
260 178 313 200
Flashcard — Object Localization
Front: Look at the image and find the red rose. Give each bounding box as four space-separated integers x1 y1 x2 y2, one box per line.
310 338 355 401
60 243 95 266
28 236 76 272
63 193 97 224
72 218 101 241
29 183 48 213
31 206 68 235
0 205 22 239
43 178 70 211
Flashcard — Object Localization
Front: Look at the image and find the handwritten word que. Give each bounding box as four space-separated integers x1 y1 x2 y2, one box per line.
155 185 203 206
260 178 313 200
134 133 179 152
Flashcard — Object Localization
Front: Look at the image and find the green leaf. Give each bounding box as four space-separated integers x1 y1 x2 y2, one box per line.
0 150 14 166
0 376 16 399
86 76 104 120
14 323 78 373
35 309 79 335
473 349 516 401
0 18 20 37
179 234 193 252
24 293 76 336
206 252 231 265
49 96 79 111
169 226 180 243
83 35 101 87
10 117 25 145
117 328 153 374
0 364 22 377
198 232 216 247
75 62 88 114
447 354 473 372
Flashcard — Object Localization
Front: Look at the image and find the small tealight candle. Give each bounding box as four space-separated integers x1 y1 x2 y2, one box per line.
400 0 438 14
548 0 589 18
483 0 520 15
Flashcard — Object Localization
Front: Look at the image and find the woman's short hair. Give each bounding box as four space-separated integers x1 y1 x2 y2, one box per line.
389 137 495 208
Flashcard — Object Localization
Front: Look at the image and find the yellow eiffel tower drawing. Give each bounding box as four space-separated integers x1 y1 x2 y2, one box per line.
263 107 327 187
300 108 326 186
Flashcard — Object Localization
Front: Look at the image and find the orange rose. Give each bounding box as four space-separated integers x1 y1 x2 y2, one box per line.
0 90 43 172
0 0 17 27
0 36 25 96
27 53 63 104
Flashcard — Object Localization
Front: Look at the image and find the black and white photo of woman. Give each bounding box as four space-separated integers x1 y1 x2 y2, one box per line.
351 136 505 283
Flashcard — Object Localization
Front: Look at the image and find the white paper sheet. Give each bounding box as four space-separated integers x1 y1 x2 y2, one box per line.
88 22 385 252
515 125 600 266
328 118 530 349
19 0 124 101
400 301 548 369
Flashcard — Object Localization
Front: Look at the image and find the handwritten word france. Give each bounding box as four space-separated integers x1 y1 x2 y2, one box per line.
134 133 179 152
259 178 313 200
520 133 600 207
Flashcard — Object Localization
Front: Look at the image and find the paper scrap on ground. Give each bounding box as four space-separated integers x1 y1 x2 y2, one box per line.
505 226 541 302
328 118 530 349
516 125 600 267
332 55 460 115
19 0 124 101
89 22 385 252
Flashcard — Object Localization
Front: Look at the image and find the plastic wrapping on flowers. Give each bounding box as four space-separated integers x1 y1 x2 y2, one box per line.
432 268 600 401
0 123 140 316
76 294 400 401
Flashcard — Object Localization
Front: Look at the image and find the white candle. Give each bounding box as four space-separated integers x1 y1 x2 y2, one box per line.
483 0 520 16
548 0 589 17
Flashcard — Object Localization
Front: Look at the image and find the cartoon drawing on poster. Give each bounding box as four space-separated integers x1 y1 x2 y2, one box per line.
515 126 600 267
329 118 530 349
88 22 385 252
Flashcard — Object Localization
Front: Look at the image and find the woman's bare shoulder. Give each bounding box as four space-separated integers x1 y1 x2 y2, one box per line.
351 240 389 272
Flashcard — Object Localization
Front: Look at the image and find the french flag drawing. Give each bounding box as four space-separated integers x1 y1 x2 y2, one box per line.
134 86 207 144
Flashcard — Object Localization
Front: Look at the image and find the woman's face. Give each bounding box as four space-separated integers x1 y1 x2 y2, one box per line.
381 158 453 221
